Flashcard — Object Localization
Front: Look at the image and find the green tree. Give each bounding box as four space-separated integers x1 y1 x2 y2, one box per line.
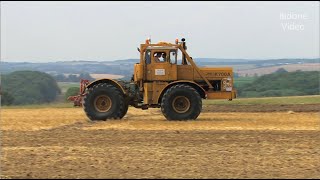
1 71 61 105
54 74 67 82
79 72 95 81
274 68 288 73
237 71 319 98
1 91 15 105
67 74 78 82
65 87 80 101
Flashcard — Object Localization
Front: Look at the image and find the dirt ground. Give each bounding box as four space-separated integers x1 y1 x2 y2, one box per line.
203 104 320 112
1 104 319 179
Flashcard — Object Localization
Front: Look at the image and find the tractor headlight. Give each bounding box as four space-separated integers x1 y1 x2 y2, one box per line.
222 77 232 91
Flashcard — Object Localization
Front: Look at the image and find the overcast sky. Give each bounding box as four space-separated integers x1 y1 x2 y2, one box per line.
1 1 319 62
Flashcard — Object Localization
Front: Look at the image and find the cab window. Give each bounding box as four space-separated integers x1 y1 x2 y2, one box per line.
145 50 151 64
153 52 167 63
169 50 177 64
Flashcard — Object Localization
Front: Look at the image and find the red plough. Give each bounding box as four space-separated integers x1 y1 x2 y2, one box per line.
67 79 90 107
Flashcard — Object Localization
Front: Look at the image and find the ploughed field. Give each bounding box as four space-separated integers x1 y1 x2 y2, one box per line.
1 103 319 178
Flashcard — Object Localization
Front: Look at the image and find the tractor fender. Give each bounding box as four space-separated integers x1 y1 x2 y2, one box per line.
86 79 127 95
157 80 206 103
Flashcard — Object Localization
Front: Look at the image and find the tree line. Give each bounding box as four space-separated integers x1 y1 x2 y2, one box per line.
52 72 95 82
1 70 319 106
237 70 319 97
1 71 61 105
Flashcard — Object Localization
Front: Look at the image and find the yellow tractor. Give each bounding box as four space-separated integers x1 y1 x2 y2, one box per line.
75 38 236 120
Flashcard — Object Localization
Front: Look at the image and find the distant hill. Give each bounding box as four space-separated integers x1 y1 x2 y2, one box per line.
236 63 320 77
1 58 319 78
111 59 140 64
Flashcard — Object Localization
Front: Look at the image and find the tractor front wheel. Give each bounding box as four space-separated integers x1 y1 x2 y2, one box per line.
161 84 202 120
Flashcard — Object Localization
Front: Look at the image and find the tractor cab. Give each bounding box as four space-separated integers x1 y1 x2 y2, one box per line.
144 46 178 81
134 40 181 82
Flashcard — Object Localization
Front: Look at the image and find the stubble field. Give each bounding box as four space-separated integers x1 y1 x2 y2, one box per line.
1 101 319 178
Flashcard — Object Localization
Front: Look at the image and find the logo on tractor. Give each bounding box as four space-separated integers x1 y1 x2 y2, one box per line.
205 72 231 77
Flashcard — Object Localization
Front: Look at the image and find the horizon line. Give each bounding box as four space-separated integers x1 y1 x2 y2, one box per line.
1 57 320 63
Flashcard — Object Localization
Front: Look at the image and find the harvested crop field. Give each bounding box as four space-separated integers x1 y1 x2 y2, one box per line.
90 74 124 80
236 63 320 76
1 104 320 178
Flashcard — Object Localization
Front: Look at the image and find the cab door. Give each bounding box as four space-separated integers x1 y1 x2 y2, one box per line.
146 50 177 81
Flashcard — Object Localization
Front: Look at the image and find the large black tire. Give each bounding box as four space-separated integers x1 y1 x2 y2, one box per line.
161 84 202 120
83 83 127 121
120 100 129 118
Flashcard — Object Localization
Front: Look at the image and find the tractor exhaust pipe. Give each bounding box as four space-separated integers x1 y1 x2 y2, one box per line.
181 38 187 65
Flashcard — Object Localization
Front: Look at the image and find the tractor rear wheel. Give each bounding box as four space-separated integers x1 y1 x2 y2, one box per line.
161 84 202 120
83 83 127 121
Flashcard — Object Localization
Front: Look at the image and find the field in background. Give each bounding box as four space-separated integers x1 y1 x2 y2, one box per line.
55 82 80 103
57 82 79 93
90 73 124 79
203 61 319 77
205 64 257 71
236 63 320 76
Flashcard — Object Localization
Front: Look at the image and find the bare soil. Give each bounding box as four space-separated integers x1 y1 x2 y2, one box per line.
203 104 320 112
1 104 319 179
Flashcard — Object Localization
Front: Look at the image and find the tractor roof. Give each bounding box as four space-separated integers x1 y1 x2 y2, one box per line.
146 46 178 50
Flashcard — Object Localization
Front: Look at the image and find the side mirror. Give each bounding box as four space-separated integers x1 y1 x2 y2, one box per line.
137 47 140 52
